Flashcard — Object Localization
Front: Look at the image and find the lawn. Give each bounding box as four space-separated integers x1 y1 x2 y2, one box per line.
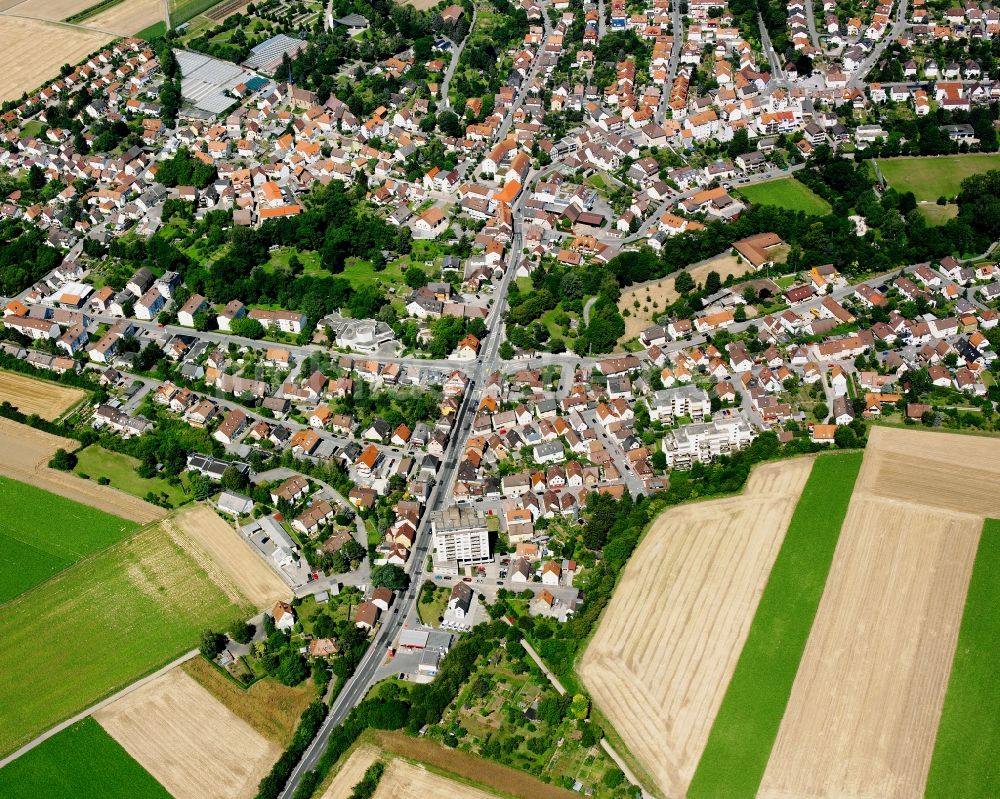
418 585 451 626
74 446 189 508
0 718 170 799
0 476 138 603
924 518 1000 798
917 202 959 226
877 154 1000 201
0 523 248 757
736 178 831 215
687 451 863 799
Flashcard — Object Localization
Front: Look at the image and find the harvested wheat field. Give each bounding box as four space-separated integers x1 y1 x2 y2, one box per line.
95 667 279 799
618 253 753 342
373 757 502 799
0 418 165 524
0 0 95 21
83 0 163 35
0 371 85 420
0 17 110 101
758 427 1000 799
166 504 287 610
579 458 814 798
319 746 381 799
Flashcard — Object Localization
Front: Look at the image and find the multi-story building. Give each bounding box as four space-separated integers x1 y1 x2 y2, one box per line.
662 413 757 468
649 385 711 422
431 506 490 570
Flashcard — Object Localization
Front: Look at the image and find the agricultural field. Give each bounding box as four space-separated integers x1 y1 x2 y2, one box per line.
320 744 381 799
877 154 1000 201
0 520 250 757
0 475 138 603
0 418 166 524
0 717 170 799
579 458 815 798
736 177 831 215
95 667 280 799
0 371 86 420
181 655 314 746
75 445 189 507
0 0 95 21
688 452 862 799
0 17 110 102
925 519 1000 798
83 0 164 35
165 503 288 610
170 0 225 25
617 253 753 342
758 427 1000 799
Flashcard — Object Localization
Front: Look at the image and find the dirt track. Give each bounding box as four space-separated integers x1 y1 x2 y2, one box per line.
95 667 279 799
167 504 288 610
0 371 85 420
758 427 999 799
0 418 165 524
579 458 814 798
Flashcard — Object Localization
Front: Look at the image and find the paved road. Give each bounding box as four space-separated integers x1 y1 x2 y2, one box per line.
280 46 542 797
804 0 821 49
440 4 476 109
0 648 198 770
848 0 908 87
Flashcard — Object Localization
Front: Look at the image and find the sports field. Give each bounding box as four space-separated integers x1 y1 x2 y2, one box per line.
877 154 1000 201
925 519 1000 798
0 522 249 757
579 458 815 798
687 452 862 799
0 475 138 603
95 667 280 799
0 717 170 799
0 371 86 419
736 177 831 215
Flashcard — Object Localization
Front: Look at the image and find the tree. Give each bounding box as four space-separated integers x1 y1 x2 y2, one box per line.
200 629 226 659
230 317 266 339
834 425 859 448
404 265 427 289
229 618 255 644
275 652 309 686
673 270 695 295
499 341 515 359
221 465 249 492
813 401 828 420
27 164 47 191
48 448 77 471
704 270 722 295
370 564 410 591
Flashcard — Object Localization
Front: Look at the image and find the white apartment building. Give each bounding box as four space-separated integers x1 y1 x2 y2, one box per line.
662 413 757 468
649 385 711 423
431 506 490 569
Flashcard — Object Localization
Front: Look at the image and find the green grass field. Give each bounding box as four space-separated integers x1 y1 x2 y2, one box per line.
74 446 189 508
736 178 831 215
917 202 960 225
170 0 223 26
0 718 170 799
0 524 248 756
687 451 863 799
925 519 1000 798
0 476 138 603
136 20 167 39
877 154 1000 201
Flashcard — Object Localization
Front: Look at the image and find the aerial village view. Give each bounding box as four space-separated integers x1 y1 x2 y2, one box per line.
0 0 998 796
